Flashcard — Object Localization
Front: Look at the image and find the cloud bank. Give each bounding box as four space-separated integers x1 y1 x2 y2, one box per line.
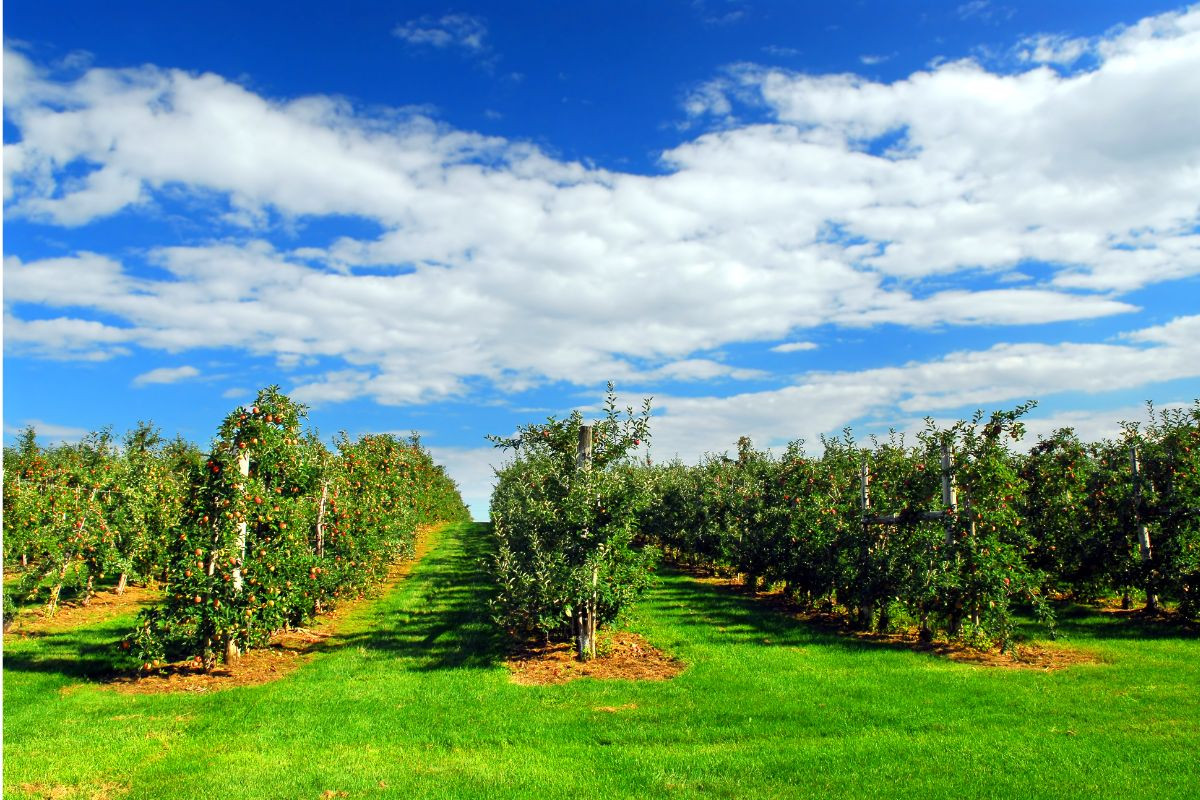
4 6 1199 479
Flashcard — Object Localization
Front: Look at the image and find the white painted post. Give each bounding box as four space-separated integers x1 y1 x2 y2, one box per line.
576 425 597 661
1130 447 1158 611
941 443 957 547
226 450 250 663
860 459 871 515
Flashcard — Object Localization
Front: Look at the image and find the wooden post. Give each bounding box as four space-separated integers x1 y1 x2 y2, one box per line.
857 458 875 630
576 425 593 472
1130 447 1158 611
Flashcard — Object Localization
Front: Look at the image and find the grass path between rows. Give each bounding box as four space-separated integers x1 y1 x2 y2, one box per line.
4 522 1199 799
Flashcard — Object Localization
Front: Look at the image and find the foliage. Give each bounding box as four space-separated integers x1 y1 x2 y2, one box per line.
3 424 196 614
487 384 655 655
0 387 470 668
639 398 1200 645
125 387 470 669
641 405 1055 648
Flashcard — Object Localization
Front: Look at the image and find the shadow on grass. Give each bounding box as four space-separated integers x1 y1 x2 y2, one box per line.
313 522 508 671
645 565 871 652
648 563 1127 664
2 627 130 681
3 524 508 684
1046 602 1198 641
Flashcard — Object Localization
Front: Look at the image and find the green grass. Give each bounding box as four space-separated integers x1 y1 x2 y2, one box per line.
4 522 1199 799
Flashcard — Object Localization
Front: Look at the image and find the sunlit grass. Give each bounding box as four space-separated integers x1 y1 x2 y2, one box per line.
4 522 1198 799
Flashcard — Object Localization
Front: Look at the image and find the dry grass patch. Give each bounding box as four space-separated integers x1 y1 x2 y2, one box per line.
16 782 127 800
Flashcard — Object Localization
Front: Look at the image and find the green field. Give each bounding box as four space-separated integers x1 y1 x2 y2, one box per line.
4 522 1198 799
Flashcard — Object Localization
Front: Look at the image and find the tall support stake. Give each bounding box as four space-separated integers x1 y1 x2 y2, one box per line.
575 425 598 661
316 481 329 559
941 442 957 547
1130 447 1158 611
226 450 250 663
860 459 871 515
856 458 876 630
576 425 594 471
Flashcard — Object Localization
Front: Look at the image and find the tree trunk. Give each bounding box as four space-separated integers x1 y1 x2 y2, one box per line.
918 608 932 643
854 600 874 631
575 565 600 661
116 572 128 595
876 603 891 634
46 552 74 617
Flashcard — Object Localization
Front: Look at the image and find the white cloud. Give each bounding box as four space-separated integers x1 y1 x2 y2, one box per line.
426 444 511 520
132 365 200 387
393 14 489 53
1014 33 1092 66
3 314 133 361
771 341 819 353
956 1 1014 24
644 314 1200 463
3 419 90 445
3 6 1200 405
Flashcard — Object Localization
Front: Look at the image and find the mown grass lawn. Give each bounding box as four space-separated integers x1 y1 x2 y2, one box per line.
4 521 1198 799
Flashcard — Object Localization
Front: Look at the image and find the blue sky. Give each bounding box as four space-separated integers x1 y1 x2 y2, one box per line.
4 1 1200 518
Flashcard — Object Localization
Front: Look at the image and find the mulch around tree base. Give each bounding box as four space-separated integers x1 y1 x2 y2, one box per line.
506 632 687 685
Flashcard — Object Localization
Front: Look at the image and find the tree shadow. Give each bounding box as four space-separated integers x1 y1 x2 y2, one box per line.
644 566 874 653
645 563 1140 666
312 522 507 671
2 628 129 681
1044 602 1199 641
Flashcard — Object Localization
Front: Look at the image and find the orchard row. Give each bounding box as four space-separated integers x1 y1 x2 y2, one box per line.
489 396 1199 658
2 387 471 669
641 402 1199 647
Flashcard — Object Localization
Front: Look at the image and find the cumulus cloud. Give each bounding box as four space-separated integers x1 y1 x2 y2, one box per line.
644 314 1200 463
3 5 1200 405
132 365 200 387
426 444 511 520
